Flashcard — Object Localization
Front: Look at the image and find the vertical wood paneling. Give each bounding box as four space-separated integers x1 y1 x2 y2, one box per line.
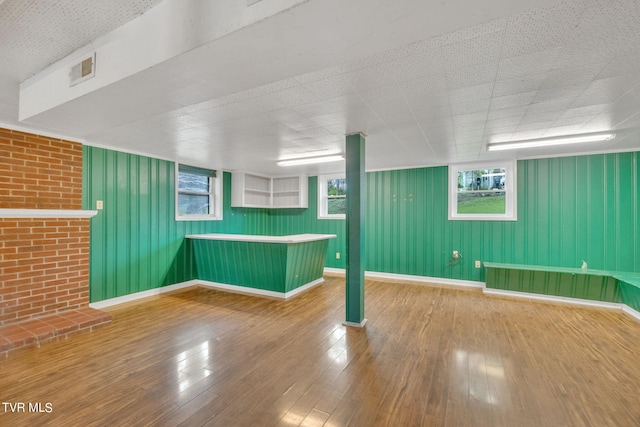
83 146 272 302
84 146 640 302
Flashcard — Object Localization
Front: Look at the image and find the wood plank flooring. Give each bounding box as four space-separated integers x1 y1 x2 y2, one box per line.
1 275 640 426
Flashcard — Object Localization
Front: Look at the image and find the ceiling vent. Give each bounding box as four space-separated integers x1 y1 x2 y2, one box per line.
69 53 96 87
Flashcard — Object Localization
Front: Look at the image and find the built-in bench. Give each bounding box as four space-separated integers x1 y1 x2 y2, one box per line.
484 262 640 319
615 275 640 313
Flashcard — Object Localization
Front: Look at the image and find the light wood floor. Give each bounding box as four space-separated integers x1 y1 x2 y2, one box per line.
1 276 640 426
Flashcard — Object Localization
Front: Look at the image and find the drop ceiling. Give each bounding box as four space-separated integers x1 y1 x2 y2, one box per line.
1 0 640 176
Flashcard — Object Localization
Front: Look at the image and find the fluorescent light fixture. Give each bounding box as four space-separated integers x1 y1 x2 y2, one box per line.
487 132 615 151
277 155 344 167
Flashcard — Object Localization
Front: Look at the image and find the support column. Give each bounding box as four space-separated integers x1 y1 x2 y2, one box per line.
343 133 366 327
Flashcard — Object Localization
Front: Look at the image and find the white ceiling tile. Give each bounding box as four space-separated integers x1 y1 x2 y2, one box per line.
542 125 585 138
269 85 320 107
300 74 356 100
447 83 494 105
445 62 499 89
454 130 485 144
486 105 528 120
400 74 448 94
520 110 561 125
511 127 552 140
496 48 561 80
449 99 490 116
526 98 574 116
613 111 640 130
451 111 488 127
452 119 486 134
571 76 639 108
551 115 598 128
532 86 585 104
501 0 586 57
490 91 536 110
578 116 617 133
486 116 522 129
355 85 405 107
439 17 507 45
440 31 503 70
492 73 546 97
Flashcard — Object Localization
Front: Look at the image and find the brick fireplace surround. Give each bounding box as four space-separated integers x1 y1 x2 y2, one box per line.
0 127 111 358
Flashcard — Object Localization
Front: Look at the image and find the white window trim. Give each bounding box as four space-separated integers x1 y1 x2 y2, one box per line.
318 173 346 220
448 160 517 221
175 164 223 221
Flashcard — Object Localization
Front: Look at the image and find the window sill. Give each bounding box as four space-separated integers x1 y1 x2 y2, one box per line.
318 214 345 220
176 215 223 221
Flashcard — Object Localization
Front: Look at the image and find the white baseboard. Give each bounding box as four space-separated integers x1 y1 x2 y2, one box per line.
323 268 484 289
89 280 198 309
323 267 345 275
622 305 640 322
365 271 484 288
197 278 324 299
343 318 367 328
482 288 622 310
89 278 324 309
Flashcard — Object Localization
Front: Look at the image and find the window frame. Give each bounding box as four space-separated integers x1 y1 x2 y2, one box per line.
175 163 223 221
317 174 346 220
448 160 517 221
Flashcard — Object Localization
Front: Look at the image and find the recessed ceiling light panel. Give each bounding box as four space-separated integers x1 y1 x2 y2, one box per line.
277 155 344 167
487 133 616 151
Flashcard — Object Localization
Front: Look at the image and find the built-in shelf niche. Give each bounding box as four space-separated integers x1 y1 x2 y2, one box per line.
231 172 308 208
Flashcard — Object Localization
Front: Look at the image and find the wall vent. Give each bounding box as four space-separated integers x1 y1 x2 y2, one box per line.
70 53 96 87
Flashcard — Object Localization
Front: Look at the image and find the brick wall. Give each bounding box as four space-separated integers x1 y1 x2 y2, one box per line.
0 128 82 210
0 219 90 325
0 127 90 326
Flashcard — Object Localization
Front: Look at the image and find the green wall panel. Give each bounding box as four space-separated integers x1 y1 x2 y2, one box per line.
83 146 271 302
190 239 328 293
267 152 640 282
84 145 640 302
192 240 287 292
285 240 328 292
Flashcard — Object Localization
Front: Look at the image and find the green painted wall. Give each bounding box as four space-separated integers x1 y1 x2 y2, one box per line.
84 146 639 302
83 146 271 302
272 152 640 282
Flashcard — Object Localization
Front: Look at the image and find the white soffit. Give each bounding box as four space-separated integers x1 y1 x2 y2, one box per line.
19 0 554 126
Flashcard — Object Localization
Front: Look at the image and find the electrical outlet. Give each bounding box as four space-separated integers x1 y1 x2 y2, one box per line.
475 260 481 268
336 252 340 259
96 200 103 210
453 250 459 259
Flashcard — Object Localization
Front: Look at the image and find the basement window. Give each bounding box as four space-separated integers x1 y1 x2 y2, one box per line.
176 164 222 221
318 174 346 219
448 160 517 221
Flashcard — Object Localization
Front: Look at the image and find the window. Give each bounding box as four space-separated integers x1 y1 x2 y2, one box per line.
176 164 222 221
448 160 516 221
318 174 346 219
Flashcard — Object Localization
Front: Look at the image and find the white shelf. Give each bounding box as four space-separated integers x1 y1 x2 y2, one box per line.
231 172 308 208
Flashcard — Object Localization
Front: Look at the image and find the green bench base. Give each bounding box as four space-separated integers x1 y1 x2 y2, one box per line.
484 262 640 319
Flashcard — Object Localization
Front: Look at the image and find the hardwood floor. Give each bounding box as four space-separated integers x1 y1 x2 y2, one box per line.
1 275 640 426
